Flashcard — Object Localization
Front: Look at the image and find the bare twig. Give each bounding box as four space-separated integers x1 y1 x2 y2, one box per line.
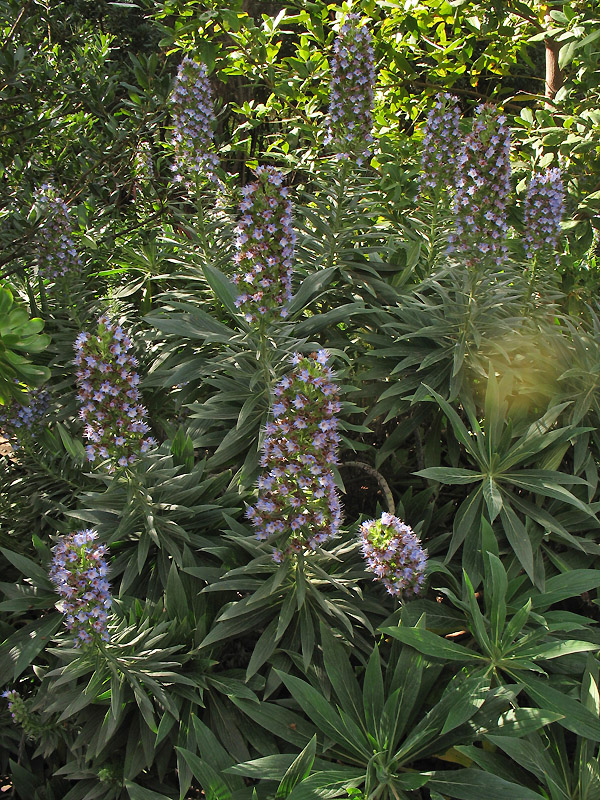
340 461 395 514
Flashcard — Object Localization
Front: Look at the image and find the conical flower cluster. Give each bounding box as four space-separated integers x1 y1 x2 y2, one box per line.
0 387 49 448
170 57 219 186
74 315 156 468
49 529 111 646
448 104 512 267
419 93 461 198
359 513 426 597
246 351 343 560
523 167 564 263
326 12 375 166
232 166 295 324
34 184 81 280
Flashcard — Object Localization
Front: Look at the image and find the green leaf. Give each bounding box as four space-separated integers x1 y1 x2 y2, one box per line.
246 617 279 680
0 614 61 682
514 674 600 741
381 625 485 663
175 749 232 800
492 707 564 737
202 263 239 318
415 467 482 485
427 769 545 800
319 623 363 723
124 782 173 800
286 768 364 800
499 505 534 583
275 670 370 759
363 645 384 737
276 735 317 798
529 569 600 610
0 547 52 586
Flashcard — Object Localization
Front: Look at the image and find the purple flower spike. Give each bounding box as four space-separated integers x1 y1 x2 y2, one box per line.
232 165 295 324
325 12 376 166
447 103 512 267
523 167 564 263
0 387 49 450
359 513 427 598
170 57 219 186
49 529 112 646
34 184 81 280
74 315 156 469
247 351 342 559
419 93 461 198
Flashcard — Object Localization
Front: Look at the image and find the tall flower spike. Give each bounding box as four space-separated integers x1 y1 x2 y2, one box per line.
419 93 461 199
74 315 156 469
448 103 512 267
246 351 342 560
49 529 111 646
359 513 426 597
0 386 49 450
34 183 81 280
232 166 295 324
170 57 219 186
523 167 564 264
326 12 375 166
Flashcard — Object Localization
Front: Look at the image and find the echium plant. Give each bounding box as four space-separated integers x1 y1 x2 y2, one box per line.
1 690 48 737
33 183 81 280
169 56 219 186
419 93 461 199
74 315 156 468
232 165 295 324
523 167 565 263
359 512 427 597
246 351 342 561
325 12 375 166
448 103 511 266
0 386 49 449
49 529 111 646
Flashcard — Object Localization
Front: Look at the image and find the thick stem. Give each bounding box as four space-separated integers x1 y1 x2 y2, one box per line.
341 461 395 514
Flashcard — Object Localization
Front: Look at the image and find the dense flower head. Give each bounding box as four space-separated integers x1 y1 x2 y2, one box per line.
246 351 342 559
169 57 219 185
326 12 375 166
448 103 512 267
74 315 156 468
419 93 461 198
360 513 426 597
523 167 564 263
232 165 295 323
49 529 111 646
34 183 81 280
0 386 49 448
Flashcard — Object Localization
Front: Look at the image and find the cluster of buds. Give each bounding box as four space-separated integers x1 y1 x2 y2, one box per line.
170 57 219 186
1 690 46 736
359 513 426 597
325 12 375 166
523 167 564 263
232 166 295 324
74 315 156 468
246 351 343 560
0 387 49 448
448 104 512 267
419 93 461 199
34 183 81 280
49 529 111 646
